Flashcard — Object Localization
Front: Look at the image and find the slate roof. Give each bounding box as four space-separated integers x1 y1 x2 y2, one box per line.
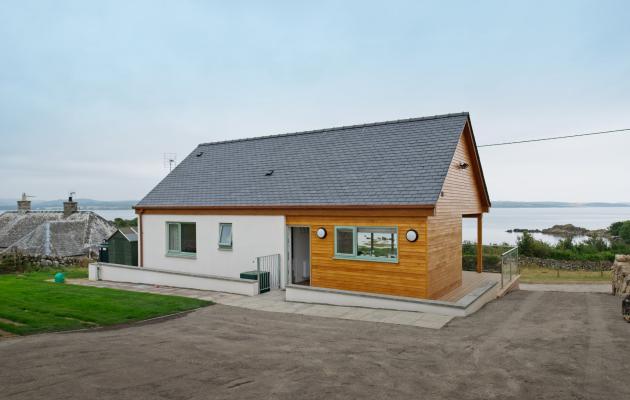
0 211 116 257
137 112 475 208
109 226 138 242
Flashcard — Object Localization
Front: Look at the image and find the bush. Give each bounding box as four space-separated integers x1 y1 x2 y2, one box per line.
516 231 618 262
556 236 574 251
619 221 630 243
113 218 137 228
609 221 627 236
517 232 554 258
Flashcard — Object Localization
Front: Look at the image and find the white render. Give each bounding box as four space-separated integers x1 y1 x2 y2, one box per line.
89 263 258 296
285 281 499 317
140 214 287 286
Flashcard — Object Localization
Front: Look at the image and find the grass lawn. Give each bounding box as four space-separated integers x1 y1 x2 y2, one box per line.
519 266 612 284
0 268 210 335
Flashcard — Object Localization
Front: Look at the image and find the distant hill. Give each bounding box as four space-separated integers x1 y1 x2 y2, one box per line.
493 201 630 208
0 199 137 211
2 198 629 211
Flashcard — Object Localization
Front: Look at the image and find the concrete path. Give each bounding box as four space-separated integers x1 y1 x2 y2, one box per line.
68 279 453 329
520 283 611 293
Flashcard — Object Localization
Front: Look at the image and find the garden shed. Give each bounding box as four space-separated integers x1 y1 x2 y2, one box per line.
104 227 138 266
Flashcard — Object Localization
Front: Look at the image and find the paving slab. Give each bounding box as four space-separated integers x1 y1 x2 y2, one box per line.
67 279 453 329
520 283 611 293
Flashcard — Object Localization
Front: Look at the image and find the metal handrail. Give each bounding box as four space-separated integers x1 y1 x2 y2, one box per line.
256 253 281 293
500 247 519 288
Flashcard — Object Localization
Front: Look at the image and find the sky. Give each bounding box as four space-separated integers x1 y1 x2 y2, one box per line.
1 0 629 203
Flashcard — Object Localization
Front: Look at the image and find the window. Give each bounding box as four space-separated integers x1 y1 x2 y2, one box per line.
335 227 354 255
166 222 196 256
334 226 398 262
357 227 397 260
218 223 232 249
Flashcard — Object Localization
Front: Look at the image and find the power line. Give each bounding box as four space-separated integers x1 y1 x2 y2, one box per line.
477 127 630 148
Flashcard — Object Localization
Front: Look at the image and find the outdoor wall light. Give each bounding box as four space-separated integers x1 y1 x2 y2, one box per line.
406 229 418 242
458 162 469 169
316 228 327 239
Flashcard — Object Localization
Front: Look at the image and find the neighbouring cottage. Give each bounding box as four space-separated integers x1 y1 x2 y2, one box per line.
116 112 490 302
0 195 116 258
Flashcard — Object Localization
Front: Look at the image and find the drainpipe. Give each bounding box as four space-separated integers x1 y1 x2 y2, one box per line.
138 209 144 267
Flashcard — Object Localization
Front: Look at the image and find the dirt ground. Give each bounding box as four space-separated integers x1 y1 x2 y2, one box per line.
0 290 628 400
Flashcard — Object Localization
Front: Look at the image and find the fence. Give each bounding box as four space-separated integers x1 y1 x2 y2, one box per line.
501 247 519 288
256 254 281 293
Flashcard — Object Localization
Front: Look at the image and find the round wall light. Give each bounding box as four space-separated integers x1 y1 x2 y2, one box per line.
406 229 418 242
316 227 327 239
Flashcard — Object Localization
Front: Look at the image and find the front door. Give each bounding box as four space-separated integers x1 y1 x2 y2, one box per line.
289 227 310 285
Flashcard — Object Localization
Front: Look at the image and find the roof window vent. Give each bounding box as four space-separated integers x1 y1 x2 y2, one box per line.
196 151 204 157
264 170 274 176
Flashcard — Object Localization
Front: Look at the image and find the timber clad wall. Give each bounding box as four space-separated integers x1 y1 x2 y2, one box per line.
286 215 428 298
427 124 485 299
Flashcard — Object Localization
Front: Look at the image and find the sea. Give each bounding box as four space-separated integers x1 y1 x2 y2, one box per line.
3 207 630 246
462 207 630 245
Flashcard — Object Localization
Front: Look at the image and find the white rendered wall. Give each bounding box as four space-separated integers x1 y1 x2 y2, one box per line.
89 263 259 296
141 214 286 286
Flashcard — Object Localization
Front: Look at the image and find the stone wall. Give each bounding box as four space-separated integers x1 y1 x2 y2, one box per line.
612 255 630 296
519 256 612 271
0 253 89 273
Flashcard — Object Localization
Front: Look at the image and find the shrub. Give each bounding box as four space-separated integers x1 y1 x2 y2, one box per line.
113 218 138 228
556 236 574 251
619 221 630 243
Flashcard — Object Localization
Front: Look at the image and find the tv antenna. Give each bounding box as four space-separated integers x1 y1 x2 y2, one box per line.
163 153 178 172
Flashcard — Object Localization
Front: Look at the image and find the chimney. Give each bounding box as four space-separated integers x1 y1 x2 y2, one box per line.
17 193 31 213
63 193 78 217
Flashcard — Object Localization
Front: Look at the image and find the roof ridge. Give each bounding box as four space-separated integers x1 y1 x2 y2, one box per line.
198 112 469 147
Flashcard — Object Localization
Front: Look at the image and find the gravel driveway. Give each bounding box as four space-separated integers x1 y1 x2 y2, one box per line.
0 290 628 400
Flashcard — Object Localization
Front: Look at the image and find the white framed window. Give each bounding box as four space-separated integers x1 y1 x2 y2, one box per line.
166 222 196 256
218 223 233 249
334 226 398 262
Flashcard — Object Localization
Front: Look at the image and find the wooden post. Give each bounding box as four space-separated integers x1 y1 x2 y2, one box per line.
476 214 483 273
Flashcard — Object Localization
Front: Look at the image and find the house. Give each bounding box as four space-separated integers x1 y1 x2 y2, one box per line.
100 227 138 266
0 195 116 258
109 112 490 303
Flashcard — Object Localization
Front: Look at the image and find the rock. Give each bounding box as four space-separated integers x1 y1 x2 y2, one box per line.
616 254 630 263
542 224 589 236
612 254 630 296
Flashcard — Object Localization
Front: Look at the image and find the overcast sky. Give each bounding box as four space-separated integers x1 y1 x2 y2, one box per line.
1 1 629 203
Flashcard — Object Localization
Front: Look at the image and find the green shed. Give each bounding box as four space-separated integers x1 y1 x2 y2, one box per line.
105 227 138 266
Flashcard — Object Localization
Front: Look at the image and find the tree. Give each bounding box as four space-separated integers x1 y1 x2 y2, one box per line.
609 220 630 237
619 221 630 243
517 231 535 256
113 217 138 228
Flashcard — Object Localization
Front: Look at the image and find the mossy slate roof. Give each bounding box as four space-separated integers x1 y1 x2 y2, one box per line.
0 211 116 257
137 112 472 208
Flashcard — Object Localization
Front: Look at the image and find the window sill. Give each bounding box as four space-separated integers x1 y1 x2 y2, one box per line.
166 252 197 259
333 256 399 264
218 246 233 251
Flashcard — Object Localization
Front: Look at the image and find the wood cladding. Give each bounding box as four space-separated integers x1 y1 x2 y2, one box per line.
287 215 428 298
427 122 485 299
